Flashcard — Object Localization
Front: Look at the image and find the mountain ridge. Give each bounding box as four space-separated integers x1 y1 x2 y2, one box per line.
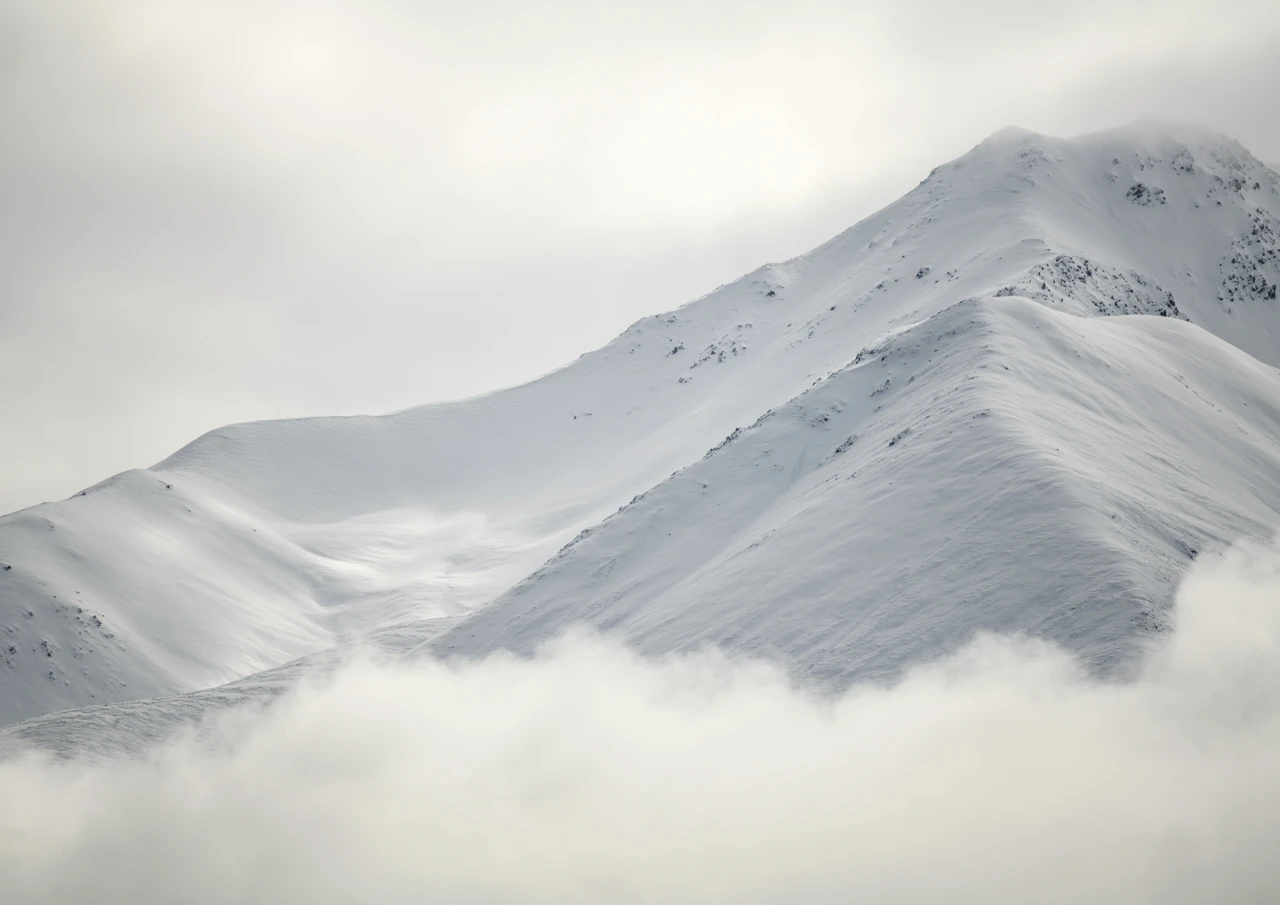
423 296 1280 686
3 121 1280 734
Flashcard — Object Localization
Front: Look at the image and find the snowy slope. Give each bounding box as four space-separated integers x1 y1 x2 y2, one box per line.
429 298 1280 687
3 121 1280 732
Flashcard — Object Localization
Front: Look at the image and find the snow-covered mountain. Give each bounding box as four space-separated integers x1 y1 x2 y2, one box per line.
3 122 1280 740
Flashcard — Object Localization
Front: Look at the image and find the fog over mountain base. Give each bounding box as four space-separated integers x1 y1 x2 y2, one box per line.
2 540 1277 905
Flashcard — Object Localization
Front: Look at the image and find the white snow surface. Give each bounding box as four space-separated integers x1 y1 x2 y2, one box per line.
3 122 1280 739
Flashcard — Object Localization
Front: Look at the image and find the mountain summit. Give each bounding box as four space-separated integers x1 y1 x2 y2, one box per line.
3 123 1280 741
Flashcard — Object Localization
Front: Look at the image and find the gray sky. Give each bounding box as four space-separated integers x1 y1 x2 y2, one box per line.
3 0 1279 515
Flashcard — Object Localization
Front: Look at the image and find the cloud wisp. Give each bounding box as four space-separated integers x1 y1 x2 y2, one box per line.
2 541 1279 904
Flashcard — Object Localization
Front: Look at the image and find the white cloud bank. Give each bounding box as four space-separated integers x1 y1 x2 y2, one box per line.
2 541 1279 904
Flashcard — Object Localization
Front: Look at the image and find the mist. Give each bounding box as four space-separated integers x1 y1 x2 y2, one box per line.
2 540 1278 904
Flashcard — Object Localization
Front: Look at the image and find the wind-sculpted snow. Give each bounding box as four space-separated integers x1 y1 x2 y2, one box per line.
2 542 1279 904
4 121 1280 727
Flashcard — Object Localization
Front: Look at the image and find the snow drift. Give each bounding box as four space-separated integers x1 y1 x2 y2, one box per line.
2 541 1279 905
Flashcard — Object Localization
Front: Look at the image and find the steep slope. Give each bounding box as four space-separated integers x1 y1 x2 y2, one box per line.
429 297 1280 686
2 121 1279 730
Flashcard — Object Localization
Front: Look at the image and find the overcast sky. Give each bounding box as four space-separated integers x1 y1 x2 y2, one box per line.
2 0 1279 515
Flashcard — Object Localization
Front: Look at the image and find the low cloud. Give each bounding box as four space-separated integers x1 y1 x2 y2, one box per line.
2 541 1279 904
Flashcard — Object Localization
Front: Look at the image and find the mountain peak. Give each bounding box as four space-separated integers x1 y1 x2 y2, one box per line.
4 121 1280 738
978 124 1042 145
961 120 1259 170
975 119 1240 148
